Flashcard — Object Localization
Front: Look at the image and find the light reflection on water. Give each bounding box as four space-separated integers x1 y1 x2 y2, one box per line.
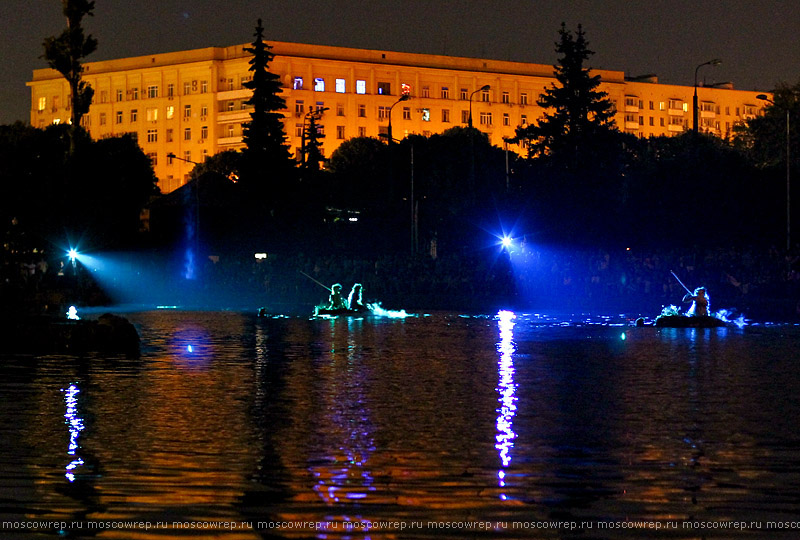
1 311 800 538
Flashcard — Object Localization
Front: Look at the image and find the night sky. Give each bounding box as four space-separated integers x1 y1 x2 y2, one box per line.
2 0 798 125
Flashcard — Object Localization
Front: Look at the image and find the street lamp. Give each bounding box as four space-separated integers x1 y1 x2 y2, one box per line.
693 59 721 134
387 94 410 143
468 84 491 129
757 93 792 251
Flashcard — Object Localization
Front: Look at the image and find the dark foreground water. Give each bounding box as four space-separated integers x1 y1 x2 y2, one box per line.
2 310 800 539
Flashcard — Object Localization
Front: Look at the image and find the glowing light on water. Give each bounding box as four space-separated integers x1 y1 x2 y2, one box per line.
714 309 747 329
62 384 84 482
367 303 411 318
187 345 193 353
66 306 80 320
495 310 517 498
620 332 626 341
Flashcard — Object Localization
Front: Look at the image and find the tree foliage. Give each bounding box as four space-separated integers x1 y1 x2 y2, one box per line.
42 0 97 150
515 23 616 165
240 18 292 194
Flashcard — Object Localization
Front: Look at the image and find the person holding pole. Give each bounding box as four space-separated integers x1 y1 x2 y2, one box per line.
671 270 710 317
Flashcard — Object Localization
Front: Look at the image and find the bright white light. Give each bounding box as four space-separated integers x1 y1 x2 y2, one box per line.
254 252 267 260
68 249 78 262
348 217 358 222
66 306 80 320
501 236 512 248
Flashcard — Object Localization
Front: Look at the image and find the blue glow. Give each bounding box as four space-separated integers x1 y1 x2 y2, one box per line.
502 236 513 248
63 384 84 482
66 306 80 320
495 310 517 498
367 303 411 318
620 332 626 341
67 249 78 262
187 345 193 353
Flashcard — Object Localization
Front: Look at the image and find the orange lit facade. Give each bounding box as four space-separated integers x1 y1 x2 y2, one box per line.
29 41 768 193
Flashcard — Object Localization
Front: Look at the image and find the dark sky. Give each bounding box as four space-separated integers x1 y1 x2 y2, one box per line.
2 0 798 125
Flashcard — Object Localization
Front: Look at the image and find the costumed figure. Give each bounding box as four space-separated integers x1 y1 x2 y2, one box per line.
327 283 347 310
683 287 709 317
347 283 365 311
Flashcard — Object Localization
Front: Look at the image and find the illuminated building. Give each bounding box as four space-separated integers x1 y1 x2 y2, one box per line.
29 41 768 193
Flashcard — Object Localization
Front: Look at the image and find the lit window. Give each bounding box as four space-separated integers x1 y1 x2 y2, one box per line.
147 85 158 98
146 108 158 122
378 82 391 95
314 78 325 91
166 106 174 119
401 83 411 96
38 97 46 111
356 80 366 94
421 108 430 121
147 129 157 142
336 79 346 93
293 77 303 90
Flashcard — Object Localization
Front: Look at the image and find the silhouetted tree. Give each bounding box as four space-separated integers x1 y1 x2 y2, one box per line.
42 0 97 154
240 19 292 197
515 23 616 165
302 113 326 174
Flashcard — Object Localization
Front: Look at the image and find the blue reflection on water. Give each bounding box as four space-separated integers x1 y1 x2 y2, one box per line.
495 310 517 499
62 383 84 482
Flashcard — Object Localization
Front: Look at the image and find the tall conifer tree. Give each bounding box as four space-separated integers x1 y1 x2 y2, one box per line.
241 19 291 191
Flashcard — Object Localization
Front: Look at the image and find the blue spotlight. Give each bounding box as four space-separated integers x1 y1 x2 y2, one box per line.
501 236 513 249
68 249 78 263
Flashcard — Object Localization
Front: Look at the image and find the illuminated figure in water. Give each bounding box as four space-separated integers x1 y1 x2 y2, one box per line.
347 283 365 311
327 283 347 310
683 287 710 316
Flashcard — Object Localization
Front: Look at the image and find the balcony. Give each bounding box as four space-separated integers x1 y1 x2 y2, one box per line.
216 88 252 100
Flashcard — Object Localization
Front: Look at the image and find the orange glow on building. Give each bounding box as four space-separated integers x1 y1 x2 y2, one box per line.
29 41 769 193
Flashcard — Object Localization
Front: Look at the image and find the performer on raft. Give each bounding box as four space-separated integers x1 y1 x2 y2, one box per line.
683 287 709 317
347 283 365 311
327 283 347 310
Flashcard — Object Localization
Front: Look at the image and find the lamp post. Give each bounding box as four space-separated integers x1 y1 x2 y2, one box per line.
693 59 721 134
468 84 491 129
757 93 792 251
387 94 410 143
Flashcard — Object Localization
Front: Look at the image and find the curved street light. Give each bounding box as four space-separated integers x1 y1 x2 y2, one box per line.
468 84 491 129
387 94 410 143
693 59 721 134
757 93 792 251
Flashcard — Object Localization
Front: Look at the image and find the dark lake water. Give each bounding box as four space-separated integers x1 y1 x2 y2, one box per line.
2 310 800 539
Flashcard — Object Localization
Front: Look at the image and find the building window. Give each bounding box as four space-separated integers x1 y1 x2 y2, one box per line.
402 107 411 120
147 152 157 166
314 78 325 92
227 124 235 137
166 128 173 142
660 118 665 126
358 104 366 118
649 117 654 126
336 103 345 116
625 96 638 108
201 126 208 139
167 83 174 97
461 110 469 123
421 86 430 98
378 106 389 121
442 109 450 123
201 80 208 93
401 83 411 96
183 104 191 119
460 88 468 100
503 113 509 126
479 112 492 125
183 82 191 95
38 97 46 111
295 100 304 116
521 114 528 125
146 108 158 122
377 82 391 95
502 92 510 104
116 89 123 101
293 77 303 90
649 101 654 110
337 125 345 139
315 101 325 112
131 88 139 100
166 105 174 119
520 93 528 105
421 108 430 121
184 127 191 140
356 80 366 94
227 101 235 112
336 78 346 93
99 90 108 103
130 109 138 122
184 151 191 163
358 126 366 137
441 86 450 99
295 124 303 137
668 99 683 110
147 85 158 98
116 110 123 124
147 129 157 143
200 105 208 118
